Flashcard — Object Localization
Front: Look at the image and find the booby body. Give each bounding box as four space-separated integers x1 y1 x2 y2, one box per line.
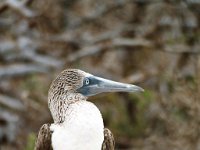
47 69 143 150
51 101 104 150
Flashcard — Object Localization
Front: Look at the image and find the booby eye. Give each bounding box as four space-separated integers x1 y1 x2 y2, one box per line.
85 78 90 85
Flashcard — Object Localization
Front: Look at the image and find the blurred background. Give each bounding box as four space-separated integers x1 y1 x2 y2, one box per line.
0 0 200 149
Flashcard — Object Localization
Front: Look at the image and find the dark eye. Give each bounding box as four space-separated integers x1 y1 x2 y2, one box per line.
85 78 90 85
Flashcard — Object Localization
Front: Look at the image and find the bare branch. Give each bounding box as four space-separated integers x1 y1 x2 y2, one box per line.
84 25 135 44
0 110 19 143
111 38 153 47
68 0 131 29
0 64 48 79
162 44 200 54
0 40 16 54
0 94 25 111
67 45 106 62
6 51 63 68
0 38 63 68
7 0 36 17
67 38 153 62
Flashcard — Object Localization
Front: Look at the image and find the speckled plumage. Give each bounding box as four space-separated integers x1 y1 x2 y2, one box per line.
48 69 87 123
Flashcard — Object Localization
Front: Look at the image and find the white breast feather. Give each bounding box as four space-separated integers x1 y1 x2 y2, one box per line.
51 101 104 150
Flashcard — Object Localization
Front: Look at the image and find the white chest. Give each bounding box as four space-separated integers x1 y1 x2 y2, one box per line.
51 101 104 150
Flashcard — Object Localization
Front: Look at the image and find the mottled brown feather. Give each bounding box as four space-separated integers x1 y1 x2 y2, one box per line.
35 124 53 150
48 69 86 123
102 128 115 150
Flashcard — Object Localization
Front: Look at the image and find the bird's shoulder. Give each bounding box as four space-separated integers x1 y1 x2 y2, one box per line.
102 128 115 150
35 123 53 150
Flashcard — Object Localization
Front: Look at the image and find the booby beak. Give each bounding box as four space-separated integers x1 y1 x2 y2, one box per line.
77 75 144 96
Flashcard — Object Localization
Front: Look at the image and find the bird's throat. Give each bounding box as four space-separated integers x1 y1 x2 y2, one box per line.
49 93 87 123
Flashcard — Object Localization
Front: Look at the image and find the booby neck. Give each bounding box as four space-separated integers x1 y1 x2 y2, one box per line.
48 92 87 123
48 69 88 123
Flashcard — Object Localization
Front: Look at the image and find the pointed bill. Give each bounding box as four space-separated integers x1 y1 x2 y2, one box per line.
77 75 144 96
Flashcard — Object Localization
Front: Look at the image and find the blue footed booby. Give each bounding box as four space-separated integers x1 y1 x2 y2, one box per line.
35 69 144 150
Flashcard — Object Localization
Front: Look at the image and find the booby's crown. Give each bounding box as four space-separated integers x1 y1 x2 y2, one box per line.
48 69 88 99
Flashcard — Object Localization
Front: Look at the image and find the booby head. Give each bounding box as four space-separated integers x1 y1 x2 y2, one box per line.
48 69 143 123
49 69 144 97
